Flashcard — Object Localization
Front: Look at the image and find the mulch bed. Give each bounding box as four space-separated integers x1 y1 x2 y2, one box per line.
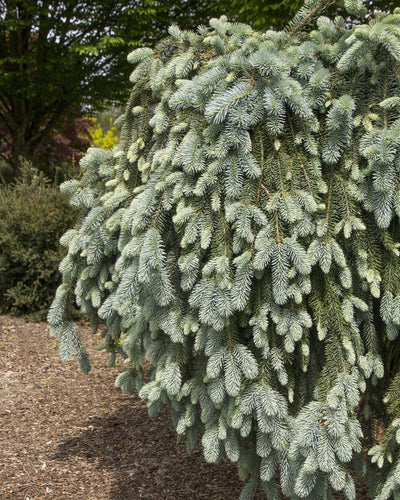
0 315 268 500
0 315 371 499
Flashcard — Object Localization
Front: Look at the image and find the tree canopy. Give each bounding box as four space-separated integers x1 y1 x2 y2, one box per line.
0 0 215 175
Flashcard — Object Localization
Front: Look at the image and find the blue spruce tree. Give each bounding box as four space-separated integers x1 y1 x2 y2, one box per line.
49 1 400 497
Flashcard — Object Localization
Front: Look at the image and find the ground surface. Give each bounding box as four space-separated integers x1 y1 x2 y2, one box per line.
0 315 370 500
0 315 269 500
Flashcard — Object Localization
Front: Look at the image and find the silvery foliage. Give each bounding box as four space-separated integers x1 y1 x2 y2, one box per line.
49 1 400 498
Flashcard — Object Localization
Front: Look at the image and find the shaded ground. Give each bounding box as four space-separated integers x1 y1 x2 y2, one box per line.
0 315 266 500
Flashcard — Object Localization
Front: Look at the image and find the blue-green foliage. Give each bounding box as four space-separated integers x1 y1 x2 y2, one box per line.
49 2 400 498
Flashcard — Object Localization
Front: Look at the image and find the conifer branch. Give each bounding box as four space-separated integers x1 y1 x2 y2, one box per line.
287 0 337 37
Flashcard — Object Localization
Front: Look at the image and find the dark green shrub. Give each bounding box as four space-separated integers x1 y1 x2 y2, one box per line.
0 163 78 321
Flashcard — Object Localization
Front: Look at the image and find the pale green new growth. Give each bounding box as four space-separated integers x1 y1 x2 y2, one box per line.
49 2 400 498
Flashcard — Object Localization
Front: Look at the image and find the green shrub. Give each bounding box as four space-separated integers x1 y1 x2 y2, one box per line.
0 163 78 321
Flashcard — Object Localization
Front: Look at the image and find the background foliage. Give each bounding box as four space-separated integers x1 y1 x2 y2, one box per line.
0 162 78 320
0 0 216 177
89 114 120 150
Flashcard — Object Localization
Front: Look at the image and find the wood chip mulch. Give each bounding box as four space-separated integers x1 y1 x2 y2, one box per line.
0 315 269 500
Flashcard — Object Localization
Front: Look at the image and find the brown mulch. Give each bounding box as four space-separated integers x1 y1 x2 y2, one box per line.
0 315 268 500
0 315 372 500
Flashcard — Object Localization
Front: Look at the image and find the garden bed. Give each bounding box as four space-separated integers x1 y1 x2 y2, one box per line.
0 315 264 499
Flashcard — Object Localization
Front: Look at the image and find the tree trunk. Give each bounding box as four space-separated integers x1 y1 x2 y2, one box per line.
8 124 34 177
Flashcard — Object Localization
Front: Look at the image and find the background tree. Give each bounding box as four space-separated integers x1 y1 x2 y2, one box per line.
0 0 216 178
